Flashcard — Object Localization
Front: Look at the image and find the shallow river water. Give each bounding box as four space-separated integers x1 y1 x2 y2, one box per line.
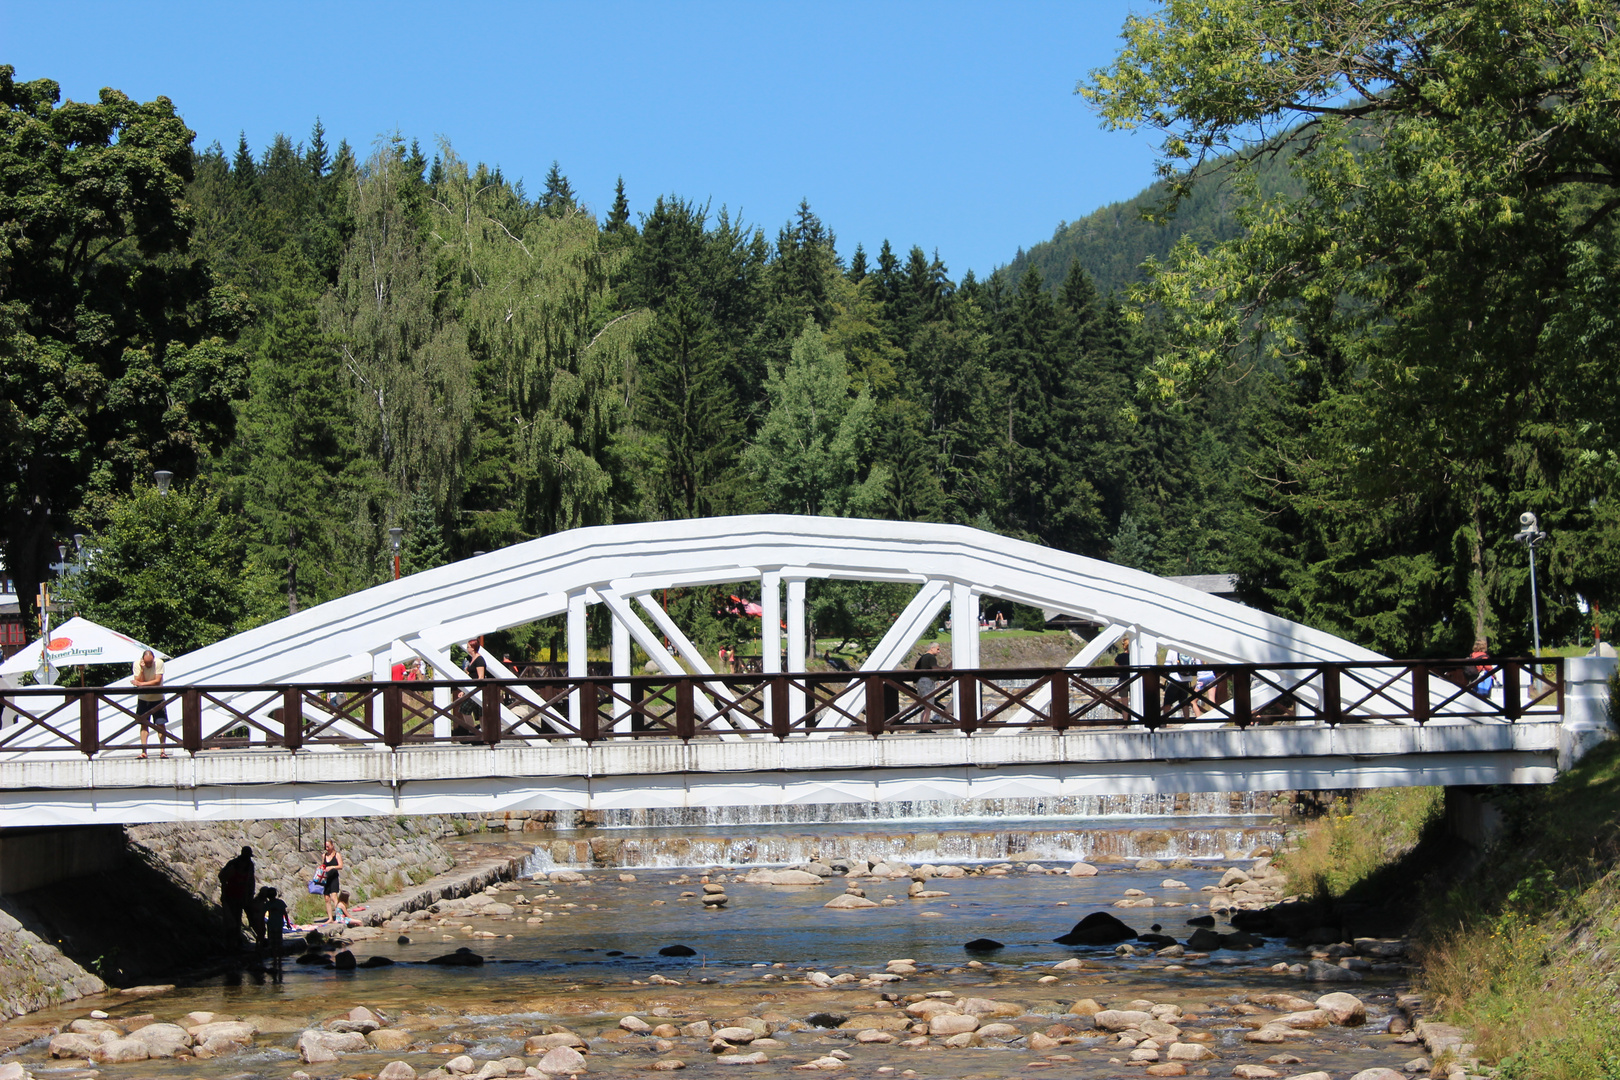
2 811 1427 1080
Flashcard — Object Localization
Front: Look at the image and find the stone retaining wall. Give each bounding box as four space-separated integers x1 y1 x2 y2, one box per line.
126 816 460 913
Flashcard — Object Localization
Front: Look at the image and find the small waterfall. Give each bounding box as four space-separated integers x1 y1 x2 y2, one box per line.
525 820 1288 871
544 791 1285 831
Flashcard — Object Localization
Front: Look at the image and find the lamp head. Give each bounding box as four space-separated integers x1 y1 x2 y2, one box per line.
153 470 173 494
388 527 404 553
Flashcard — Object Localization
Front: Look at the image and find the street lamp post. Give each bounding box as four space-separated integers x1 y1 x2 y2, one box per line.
154 470 173 495
1512 511 1549 656
388 527 404 581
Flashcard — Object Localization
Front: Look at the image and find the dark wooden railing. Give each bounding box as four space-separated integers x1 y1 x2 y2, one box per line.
0 657 1562 759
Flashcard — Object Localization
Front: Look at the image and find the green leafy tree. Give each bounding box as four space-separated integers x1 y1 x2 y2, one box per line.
1082 0 1620 649
0 66 250 629
744 321 887 517
63 482 274 656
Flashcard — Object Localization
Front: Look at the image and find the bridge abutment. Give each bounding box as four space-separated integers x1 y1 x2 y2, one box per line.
1560 656 1616 770
0 825 127 896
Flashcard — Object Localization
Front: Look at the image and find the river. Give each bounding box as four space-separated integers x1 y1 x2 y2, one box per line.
1 798 1430 1079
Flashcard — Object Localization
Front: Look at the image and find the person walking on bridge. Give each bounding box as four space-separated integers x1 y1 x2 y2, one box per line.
132 649 170 758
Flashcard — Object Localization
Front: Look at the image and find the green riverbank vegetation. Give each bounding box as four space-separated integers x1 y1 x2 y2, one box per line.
1280 728 1620 1078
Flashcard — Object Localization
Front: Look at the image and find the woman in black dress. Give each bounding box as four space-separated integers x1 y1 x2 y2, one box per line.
318 839 344 924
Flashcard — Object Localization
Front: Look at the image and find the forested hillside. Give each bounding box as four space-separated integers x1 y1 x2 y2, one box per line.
1001 151 1301 297
2 65 1248 660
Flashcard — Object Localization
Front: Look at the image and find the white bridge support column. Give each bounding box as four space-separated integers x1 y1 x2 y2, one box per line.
611 612 631 732
567 591 589 730
761 572 782 727
786 577 807 722
951 582 979 722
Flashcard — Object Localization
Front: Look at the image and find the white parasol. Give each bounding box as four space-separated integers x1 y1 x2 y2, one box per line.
0 616 168 680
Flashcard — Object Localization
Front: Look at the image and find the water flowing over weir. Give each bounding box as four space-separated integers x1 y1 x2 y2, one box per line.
519 793 1295 872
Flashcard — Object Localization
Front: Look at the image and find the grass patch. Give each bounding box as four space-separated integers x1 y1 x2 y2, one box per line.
1275 786 1445 903
1413 734 1620 1080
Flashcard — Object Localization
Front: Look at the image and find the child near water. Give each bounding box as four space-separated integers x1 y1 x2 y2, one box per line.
259 887 290 950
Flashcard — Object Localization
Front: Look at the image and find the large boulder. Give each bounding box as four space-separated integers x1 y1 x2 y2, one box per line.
744 869 825 885
90 1039 150 1064
48 1033 103 1059
369 1029 415 1051
824 894 879 909
928 1013 980 1036
537 1046 588 1074
379 1063 418 1080
1316 992 1368 1026
187 1020 257 1045
1055 911 1137 945
125 1023 192 1057
1093 1010 1154 1032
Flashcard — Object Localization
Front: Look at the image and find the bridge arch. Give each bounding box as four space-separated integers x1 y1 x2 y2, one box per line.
171 514 1382 694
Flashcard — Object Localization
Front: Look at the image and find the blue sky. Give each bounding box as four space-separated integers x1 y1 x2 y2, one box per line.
8 1 1160 277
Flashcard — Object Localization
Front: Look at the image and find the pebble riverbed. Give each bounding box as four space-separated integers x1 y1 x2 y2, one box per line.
0 853 1449 1080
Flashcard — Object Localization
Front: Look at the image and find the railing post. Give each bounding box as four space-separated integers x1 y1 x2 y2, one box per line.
1232 669 1252 729
770 676 790 739
1412 664 1430 725
383 684 403 748
1142 670 1162 730
579 681 600 743
482 683 502 745
182 689 202 753
959 673 978 735
1322 666 1342 725
1504 661 1522 722
630 680 646 735
675 679 695 741
1051 670 1069 732
282 687 302 751
78 692 98 757
865 674 888 736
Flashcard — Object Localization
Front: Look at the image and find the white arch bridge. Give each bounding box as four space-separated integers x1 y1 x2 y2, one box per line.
0 516 1609 827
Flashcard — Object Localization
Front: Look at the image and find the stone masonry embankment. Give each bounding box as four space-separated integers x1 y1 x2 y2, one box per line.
126 815 460 913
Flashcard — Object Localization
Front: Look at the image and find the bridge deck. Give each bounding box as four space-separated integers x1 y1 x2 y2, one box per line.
0 659 1578 827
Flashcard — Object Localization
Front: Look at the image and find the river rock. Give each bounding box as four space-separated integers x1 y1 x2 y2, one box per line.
1069 998 1102 1016
1068 861 1100 876
963 938 1003 952
1186 927 1225 951
856 1029 895 1043
1093 1009 1153 1032
428 947 485 965
620 1016 652 1033
929 1013 980 1036
0 1064 30 1080
825 894 878 909
444 1055 476 1074
1165 1042 1216 1061
976 1022 1021 1040
1055 911 1137 945
537 1046 588 1074
659 944 697 956
1273 1010 1332 1029
717 1051 768 1064
1219 868 1252 887
300 1028 368 1060
652 1060 686 1070
48 1032 103 1058
905 999 962 1018
1347 1071 1405 1080
90 1038 150 1064
1231 1067 1279 1079
713 1026 757 1043
379 1063 417 1080
1315 991 1367 1025
127 1022 192 1056
1144 1066 1187 1077
526 1032 586 1052
745 869 825 885
1242 1027 1289 1043
67 1018 120 1036
188 1020 257 1044
1307 958 1363 982
370 1028 415 1051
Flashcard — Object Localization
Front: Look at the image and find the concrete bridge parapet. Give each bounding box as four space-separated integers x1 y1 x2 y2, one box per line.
1561 655 1616 770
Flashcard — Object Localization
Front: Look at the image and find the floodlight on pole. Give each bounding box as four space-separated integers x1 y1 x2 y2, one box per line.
1511 511 1548 656
153 470 173 495
388 527 404 581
